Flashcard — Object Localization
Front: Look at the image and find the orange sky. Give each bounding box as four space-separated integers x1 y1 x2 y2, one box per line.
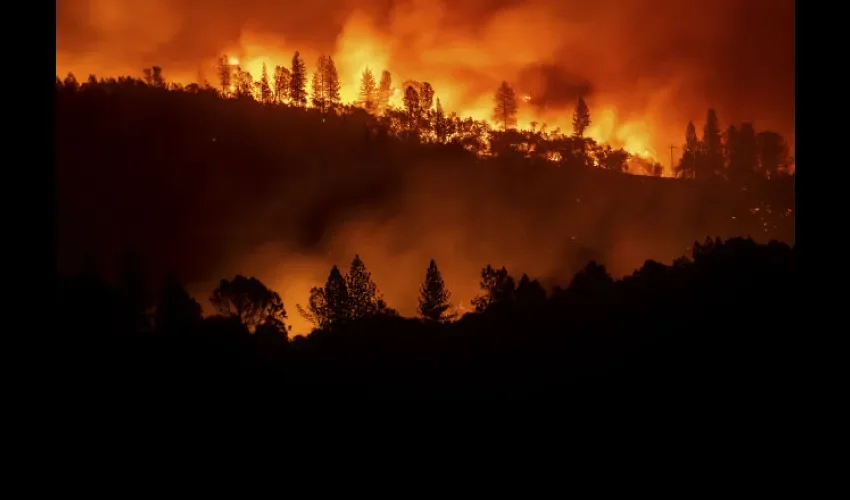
56 0 794 174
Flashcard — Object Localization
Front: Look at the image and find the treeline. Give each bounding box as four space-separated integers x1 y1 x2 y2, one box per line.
67 237 797 392
63 237 794 341
56 57 791 181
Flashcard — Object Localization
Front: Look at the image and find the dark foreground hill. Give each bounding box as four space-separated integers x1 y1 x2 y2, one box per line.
71 238 797 400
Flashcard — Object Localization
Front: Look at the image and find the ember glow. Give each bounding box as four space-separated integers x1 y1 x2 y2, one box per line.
56 0 794 176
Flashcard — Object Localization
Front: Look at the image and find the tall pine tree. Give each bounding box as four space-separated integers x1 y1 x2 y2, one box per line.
345 255 383 319
311 54 329 111
297 265 350 330
676 121 701 179
257 62 272 104
359 68 377 112
572 96 591 138
493 81 518 131
418 260 455 323
702 108 723 179
273 65 290 103
289 51 307 107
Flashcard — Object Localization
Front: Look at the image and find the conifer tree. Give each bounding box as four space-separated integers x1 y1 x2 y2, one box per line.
217 55 232 97
493 81 518 131
676 121 701 179
325 56 341 109
297 265 350 329
273 65 291 103
702 108 723 179
289 51 308 107
311 55 329 111
346 255 383 319
359 67 377 112
257 62 272 104
418 260 455 323
572 96 591 138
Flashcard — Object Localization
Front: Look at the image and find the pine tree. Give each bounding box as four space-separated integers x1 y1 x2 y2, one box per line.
572 96 591 138
273 65 291 103
298 265 351 330
217 55 232 97
359 68 377 112
346 255 383 319
377 70 393 114
311 54 329 111
257 62 272 104
289 51 308 107
702 108 723 179
418 259 455 323
676 121 701 179
493 81 518 131
325 56 341 110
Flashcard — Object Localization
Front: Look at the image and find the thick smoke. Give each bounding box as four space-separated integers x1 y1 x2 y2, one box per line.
57 0 794 162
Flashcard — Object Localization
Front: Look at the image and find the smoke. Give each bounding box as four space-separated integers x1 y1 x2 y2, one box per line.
57 0 794 166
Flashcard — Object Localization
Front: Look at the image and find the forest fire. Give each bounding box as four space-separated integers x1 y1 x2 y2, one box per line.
56 0 794 177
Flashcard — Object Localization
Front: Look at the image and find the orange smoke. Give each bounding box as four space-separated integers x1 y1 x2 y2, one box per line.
56 0 794 177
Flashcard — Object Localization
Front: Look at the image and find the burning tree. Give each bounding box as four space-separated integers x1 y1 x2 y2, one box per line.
493 81 518 132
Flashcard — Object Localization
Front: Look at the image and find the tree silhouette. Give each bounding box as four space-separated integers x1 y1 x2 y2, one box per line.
572 96 591 138
154 274 202 334
378 70 393 114
257 62 272 104
516 273 546 305
676 121 701 179
63 72 79 91
403 85 421 132
418 259 455 323
568 261 613 293
325 56 341 109
217 56 232 97
143 66 166 88
311 55 329 111
273 65 291 104
471 265 516 312
298 266 350 330
493 81 518 132
702 108 723 179
345 255 387 319
289 51 308 107
359 68 377 112
210 275 287 331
